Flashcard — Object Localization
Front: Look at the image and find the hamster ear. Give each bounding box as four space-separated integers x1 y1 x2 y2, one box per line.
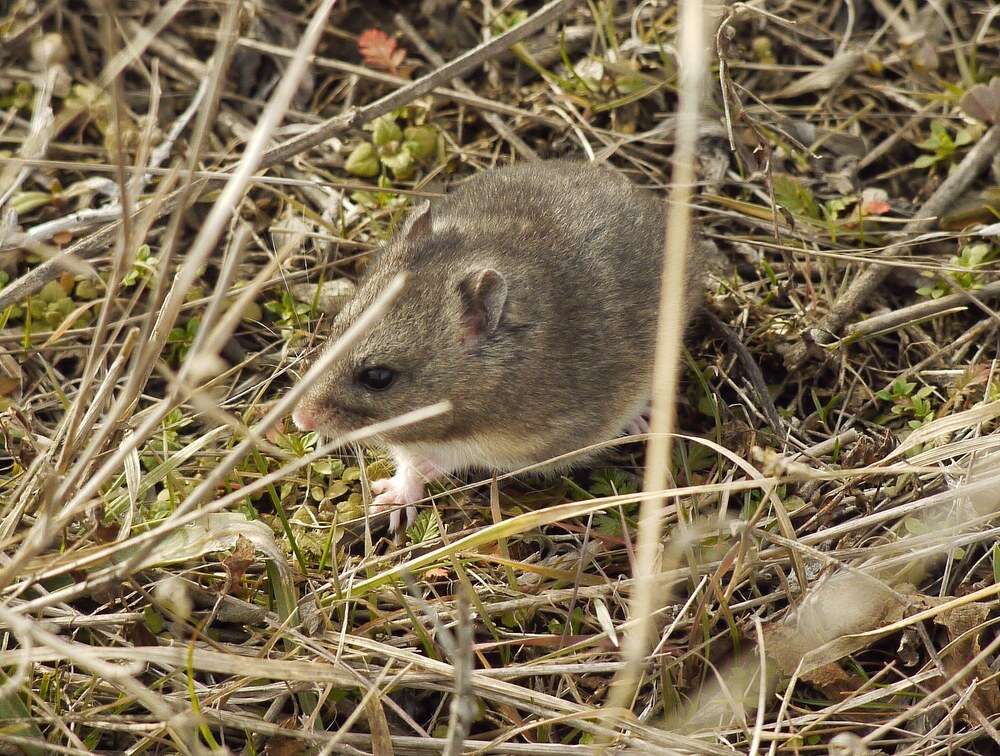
400 201 431 240
457 268 507 346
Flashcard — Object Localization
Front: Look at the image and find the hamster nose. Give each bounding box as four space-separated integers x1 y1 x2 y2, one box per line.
292 404 318 431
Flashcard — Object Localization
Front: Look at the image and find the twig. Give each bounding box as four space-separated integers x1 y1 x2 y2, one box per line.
842 278 1000 341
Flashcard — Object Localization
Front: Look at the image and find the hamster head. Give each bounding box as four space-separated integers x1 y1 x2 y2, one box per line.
291 202 513 445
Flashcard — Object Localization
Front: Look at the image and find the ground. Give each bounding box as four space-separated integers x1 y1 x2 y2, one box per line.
1 0 1000 753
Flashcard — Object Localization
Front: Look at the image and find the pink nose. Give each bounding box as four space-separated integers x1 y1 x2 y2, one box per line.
292 405 317 431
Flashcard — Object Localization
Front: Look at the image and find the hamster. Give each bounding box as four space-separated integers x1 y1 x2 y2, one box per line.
292 160 703 531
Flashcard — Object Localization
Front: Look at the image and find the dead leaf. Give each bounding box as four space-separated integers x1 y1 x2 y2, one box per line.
859 188 891 216
961 77 1000 125
290 279 356 316
763 572 914 678
364 694 393 756
802 662 863 699
771 51 863 99
265 716 308 756
358 29 406 75
910 39 940 73
265 418 286 445
223 534 256 594
934 602 1000 724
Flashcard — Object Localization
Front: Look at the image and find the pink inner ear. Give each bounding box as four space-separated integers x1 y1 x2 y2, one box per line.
457 268 506 348
402 201 431 240
461 309 486 348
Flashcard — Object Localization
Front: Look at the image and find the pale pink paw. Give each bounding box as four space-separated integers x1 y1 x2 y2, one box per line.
371 473 424 532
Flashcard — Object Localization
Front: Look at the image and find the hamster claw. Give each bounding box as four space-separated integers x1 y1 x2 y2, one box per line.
385 503 418 533
623 412 651 437
371 471 425 532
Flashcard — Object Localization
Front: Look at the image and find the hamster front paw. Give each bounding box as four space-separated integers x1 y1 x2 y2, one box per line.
623 411 650 437
371 468 425 532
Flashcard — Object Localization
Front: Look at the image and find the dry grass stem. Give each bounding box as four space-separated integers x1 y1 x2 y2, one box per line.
4 0 1000 752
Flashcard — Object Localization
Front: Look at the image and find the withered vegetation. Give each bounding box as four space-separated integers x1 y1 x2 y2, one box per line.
2 1 1000 753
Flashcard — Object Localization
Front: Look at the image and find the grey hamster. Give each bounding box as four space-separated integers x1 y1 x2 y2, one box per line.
293 159 703 530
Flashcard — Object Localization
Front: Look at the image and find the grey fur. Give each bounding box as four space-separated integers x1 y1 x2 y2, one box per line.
294 159 703 474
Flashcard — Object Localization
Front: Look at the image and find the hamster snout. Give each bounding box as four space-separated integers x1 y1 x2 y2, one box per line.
291 405 318 432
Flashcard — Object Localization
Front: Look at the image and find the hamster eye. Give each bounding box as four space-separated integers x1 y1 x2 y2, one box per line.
356 366 397 391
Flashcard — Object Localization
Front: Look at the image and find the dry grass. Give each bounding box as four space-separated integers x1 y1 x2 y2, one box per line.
2 0 1000 753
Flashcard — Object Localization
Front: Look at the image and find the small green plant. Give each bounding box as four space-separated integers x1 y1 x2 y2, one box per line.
10 190 54 214
160 408 191 449
0 80 33 110
263 291 311 340
344 111 442 181
875 377 935 429
491 9 528 35
27 279 79 329
122 243 158 287
142 408 192 470
547 606 585 635
166 316 199 364
589 467 638 497
587 468 640 536
913 121 978 168
771 173 820 220
406 509 440 544
917 242 997 299
811 388 843 428
275 428 317 458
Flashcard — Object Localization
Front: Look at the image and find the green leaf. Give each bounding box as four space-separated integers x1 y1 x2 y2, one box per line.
370 115 402 147
11 190 52 214
326 480 350 499
403 125 438 161
380 148 415 179
39 280 66 303
406 508 440 544
771 173 820 220
913 153 939 168
75 278 99 299
590 468 638 497
344 142 380 177
0 670 47 756
143 605 165 634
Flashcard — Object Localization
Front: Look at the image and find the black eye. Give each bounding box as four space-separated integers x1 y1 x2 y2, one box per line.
356 366 397 391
